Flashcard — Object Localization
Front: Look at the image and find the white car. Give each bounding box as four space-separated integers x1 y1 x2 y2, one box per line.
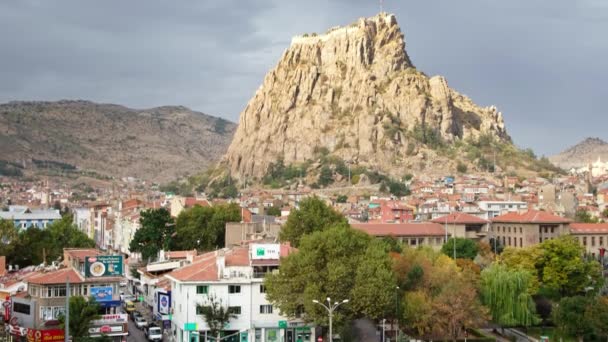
119 280 128 287
145 326 162 341
134 316 148 329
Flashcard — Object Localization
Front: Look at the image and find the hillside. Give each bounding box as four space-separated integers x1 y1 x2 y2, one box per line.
0 100 235 182
550 137 608 169
221 13 559 187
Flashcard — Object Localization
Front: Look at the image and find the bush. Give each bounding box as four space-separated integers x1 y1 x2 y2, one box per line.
457 162 468 173
318 165 333 187
336 195 347 203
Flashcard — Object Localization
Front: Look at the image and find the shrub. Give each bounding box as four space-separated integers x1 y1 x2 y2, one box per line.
457 162 468 173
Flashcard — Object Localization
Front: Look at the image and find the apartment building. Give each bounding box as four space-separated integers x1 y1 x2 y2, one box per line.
165 243 312 342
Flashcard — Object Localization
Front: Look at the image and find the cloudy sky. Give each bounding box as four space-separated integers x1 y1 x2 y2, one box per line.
1 0 606 155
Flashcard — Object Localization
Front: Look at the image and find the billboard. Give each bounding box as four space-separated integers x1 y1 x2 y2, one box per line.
158 292 171 315
251 244 280 260
26 329 64 342
85 255 123 277
90 287 113 302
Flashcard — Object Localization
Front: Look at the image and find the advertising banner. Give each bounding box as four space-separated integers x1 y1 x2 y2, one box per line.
251 244 280 260
85 255 123 277
158 292 170 315
90 287 113 302
26 329 64 342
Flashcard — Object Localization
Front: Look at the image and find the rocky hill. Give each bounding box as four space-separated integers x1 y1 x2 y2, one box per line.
223 13 555 185
0 100 235 182
550 137 608 169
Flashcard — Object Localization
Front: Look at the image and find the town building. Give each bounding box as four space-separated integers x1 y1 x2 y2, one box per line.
478 201 528 219
352 222 448 250
569 223 608 259
0 205 61 229
489 210 570 248
431 213 489 241
165 243 313 342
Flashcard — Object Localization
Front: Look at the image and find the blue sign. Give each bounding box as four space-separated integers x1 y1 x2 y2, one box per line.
99 300 122 308
91 286 113 302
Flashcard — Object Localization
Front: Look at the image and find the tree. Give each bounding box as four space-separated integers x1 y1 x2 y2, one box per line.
603 208 608 218
456 162 468 174
266 206 281 216
575 210 599 223
500 246 542 294
318 165 333 187
197 294 237 340
266 225 393 327
387 180 411 197
441 238 479 260
46 215 95 259
536 236 603 298
59 296 102 339
129 208 174 262
553 296 593 341
336 195 347 203
480 264 539 327
0 219 19 256
585 296 608 339
278 196 347 247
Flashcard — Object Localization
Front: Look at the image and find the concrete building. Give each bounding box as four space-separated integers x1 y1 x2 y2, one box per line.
490 210 570 248
352 222 448 250
478 201 528 219
569 223 608 259
165 243 311 342
431 213 489 241
0 205 61 229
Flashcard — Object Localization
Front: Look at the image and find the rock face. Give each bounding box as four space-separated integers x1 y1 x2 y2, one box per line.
224 13 510 180
0 100 235 182
549 137 608 169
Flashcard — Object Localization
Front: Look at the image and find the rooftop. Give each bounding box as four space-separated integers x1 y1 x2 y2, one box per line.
491 210 570 224
432 213 488 225
569 223 608 235
352 222 447 237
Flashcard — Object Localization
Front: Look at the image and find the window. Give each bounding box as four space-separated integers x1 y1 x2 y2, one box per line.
196 286 208 294
520 238 523 247
228 306 241 315
519 227 522 234
551 227 555 234
508 237 511 246
502 227 505 233
259 285 266 293
544 227 548 233
260 305 273 314
196 306 205 315
583 237 587 246
508 227 511 233
228 285 241 294
82 285 88 296
592 237 596 247
13 302 30 315
601 237 604 246
54 286 66 297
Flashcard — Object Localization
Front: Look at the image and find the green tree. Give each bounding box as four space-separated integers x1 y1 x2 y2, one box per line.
585 296 608 339
59 296 102 339
441 238 479 260
8 226 50 267
480 264 539 327
46 215 95 259
553 296 593 341
197 294 237 340
266 207 281 216
267 225 392 327
536 236 603 297
575 210 599 223
278 196 347 247
386 180 411 197
318 165 334 187
336 195 347 203
0 219 19 256
500 246 542 294
603 208 608 218
456 162 468 174
129 208 174 262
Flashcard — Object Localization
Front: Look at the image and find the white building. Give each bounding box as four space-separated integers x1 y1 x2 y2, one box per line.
478 201 528 219
165 243 314 342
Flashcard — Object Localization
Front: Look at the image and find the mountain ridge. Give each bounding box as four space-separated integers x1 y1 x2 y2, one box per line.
0 100 236 182
222 13 554 185
550 137 608 169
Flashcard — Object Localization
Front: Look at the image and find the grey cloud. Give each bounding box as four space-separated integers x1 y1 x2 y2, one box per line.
0 0 606 155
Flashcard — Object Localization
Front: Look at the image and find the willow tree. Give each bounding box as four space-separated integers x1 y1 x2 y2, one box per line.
480 264 539 327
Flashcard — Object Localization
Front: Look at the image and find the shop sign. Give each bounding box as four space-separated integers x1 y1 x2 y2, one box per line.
91 313 128 325
251 244 280 260
26 328 64 342
184 323 198 331
158 292 170 315
89 325 124 334
90 286 113 302
85 255 123 277
278 320 287 329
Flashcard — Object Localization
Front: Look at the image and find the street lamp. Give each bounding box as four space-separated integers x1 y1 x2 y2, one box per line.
312 297 349 342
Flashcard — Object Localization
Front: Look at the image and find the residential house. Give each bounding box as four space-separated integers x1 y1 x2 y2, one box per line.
0 205 61 229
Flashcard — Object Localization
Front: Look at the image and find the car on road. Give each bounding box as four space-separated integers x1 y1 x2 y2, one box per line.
124 300 136 314
134 316 148 329
145 325 163 341
123 294 136 303
131 310 143 321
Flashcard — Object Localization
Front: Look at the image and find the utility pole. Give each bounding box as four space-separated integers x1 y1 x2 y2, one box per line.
65 276 70 342
453 222 457 259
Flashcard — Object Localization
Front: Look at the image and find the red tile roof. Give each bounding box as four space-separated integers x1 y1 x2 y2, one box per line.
28 268 83 285
491 210 570 224
352 223 446 237
64 248 101 262
184 198 210 208
432 213 488 225
570 223 608 235
225 247 249 266
167 253 218 282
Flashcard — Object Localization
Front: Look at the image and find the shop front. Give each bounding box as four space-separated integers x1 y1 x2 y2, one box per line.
88 313 128 342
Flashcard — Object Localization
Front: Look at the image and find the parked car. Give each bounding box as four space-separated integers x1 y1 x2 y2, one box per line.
134 316 148 329
122 294 136 303
145 325 162 341
131 310 143 321
124 301 136 314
